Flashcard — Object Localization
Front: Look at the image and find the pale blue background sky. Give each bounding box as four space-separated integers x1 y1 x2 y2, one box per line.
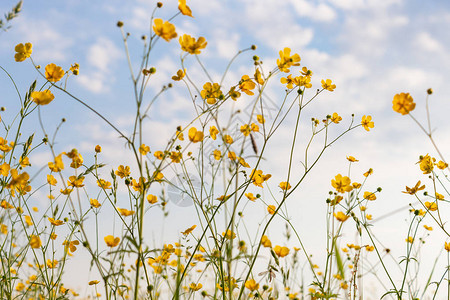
1 0 450 298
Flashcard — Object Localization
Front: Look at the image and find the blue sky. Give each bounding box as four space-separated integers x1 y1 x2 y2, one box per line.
2 0 450 297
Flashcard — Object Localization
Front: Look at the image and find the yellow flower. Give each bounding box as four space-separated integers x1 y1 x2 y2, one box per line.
179 34 207 54
0 163 10 176
182 225 196 235
257 114 265 124
392 92 415 115
273 245 290 257
29 235 41 248
222 229 236 240
331 174 353 193
90 198 101 208
70 63 80 75
333 211 349 222
170 151 182 163
188 127 204 143
139 144 150 155
200 82 223 104
46 259 58 269
445 242 450 252
189 283 202 291
254 68 264 84
437 160 448 170
223 134 233 144
279 181 291 190
48 217 64 226
213 149 221 160
153 171 164 182
406 236 414 243
47 174 57 186
154 151 164 160
153 18 177 42
89 280 100 285
293 75 312 88
31 90 55 105
228 151 237 161
250 169 271 187
240 124 251 137
209 126 219 140
423 225 433 231
261 235 272 247
361 115 374 131
48 153 64 172
24 215 33 226
321 79 336 91
330 112 342 124
245 193 257 201
68 175 85 188
346 156 358 162
97 179 111 189
147 194 158 204
436 193 444 200
277 47 300 73
239 75 256 96
238 157 250 168
419 154 435 174
104 235 120 247
115 165 130 178
172 69 185 81
117 207 135 216
45 63 65 82
363 191 376 201
281 74 295 89
245 279 259 291
63 239 79 254
267 205 276 215
229 86 241 100
363 168 373 177
425 201 437 211
178 0 193 17
14 43 32 62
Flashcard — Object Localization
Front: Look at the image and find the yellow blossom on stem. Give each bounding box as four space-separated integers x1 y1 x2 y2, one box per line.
346 156 358 162
245 279 259 291
45 63 65 82
245 193 257 201
223 134 233 144
90 198 101 208
200 82 223 104
48 153 64 172
188 127 204 142
179 34 207 54
419 154 435 174
68 175 85 188
0 163 10 176
97 179 111 189
254 68 264 84
46 259 58 269
239 75 256 95
423 225 433 231
363 191 376 201
361 115 374 131
392 92 416 115
334 211 349 222
153 19 177 42
89 280 100 285
406 236 414 243
273 245 290 257
14 43 32 62
189 283 202 291
445 242 450 252
147 194 158 204
172 69 185 81
250 169 271 187
279 181 291 190
48 217 64 226
31 90 55 105
178 0 193 17
104 235 120 247
139 144 150 155
209 126 218 140
222 229 236 240
280 74 295 89
261 235 272 247
117 207 135 216
277 47 300 73
30 235 41 248
212 149 221 160
267 205 276 215
257 114 265 124
115 165 130 178
425 201 437 211
182 225 196 235
321 79 336 91
330 112 342 124
331 174 353 193
363 168 373 177
154 151 164 159
437 161 448 170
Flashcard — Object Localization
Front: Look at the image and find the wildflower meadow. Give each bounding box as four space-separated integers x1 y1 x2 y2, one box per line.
1 1 450 299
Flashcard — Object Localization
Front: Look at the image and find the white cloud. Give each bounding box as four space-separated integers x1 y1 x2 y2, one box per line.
415 31 444 53
289 0 337 22
77 37 122 93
